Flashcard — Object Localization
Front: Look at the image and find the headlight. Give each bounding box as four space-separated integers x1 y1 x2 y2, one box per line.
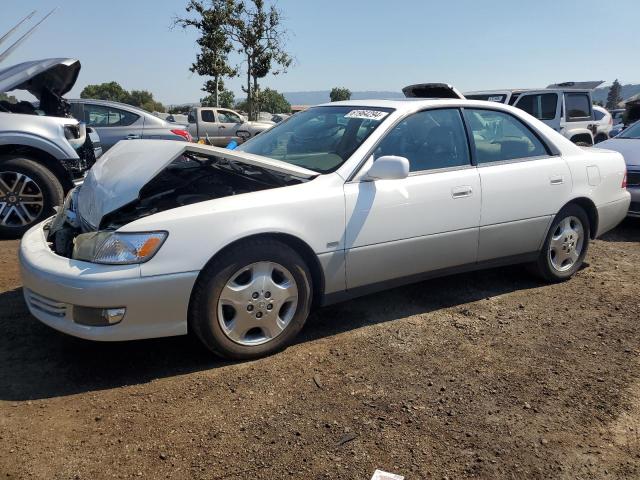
64 122 87 150
72 231 168 264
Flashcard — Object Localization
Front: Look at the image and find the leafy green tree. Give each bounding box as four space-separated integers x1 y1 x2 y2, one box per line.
257 88 290 113
177 0 237 108
80 82 165 112
80 81 129 102
606 79 623 110
219 89 235 108
330 87 351 102
168 105 192 114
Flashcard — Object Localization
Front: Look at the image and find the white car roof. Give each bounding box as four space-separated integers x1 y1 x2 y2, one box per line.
316 98 509 112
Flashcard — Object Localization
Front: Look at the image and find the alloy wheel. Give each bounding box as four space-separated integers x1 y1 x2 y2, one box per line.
217 261 298 346
0 171 45 228
549 216 584 272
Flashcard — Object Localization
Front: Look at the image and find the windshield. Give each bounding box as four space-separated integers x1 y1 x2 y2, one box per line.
619 121 640 139
236 105 394 173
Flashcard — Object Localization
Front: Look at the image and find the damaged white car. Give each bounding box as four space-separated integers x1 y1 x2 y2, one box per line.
20 98 630 359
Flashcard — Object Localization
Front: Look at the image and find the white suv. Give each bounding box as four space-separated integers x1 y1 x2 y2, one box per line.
465 84 601 146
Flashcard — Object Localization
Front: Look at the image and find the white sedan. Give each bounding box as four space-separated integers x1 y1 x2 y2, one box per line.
19 98 630 359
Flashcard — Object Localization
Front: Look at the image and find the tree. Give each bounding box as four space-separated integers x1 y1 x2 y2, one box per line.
256 87 290 113
201 89 235 108
177 0 237 108
227 0 292 120
80 81 129 103
80 82 165 112
330 87 351 102
606 79 623 110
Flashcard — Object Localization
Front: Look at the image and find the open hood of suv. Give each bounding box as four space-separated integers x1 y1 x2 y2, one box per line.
0 57 80 98
402 83 465 99
77 140 317 229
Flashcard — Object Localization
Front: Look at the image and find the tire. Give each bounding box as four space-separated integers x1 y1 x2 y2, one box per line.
0 157 64 238
532 204 590 282
189 238 313 359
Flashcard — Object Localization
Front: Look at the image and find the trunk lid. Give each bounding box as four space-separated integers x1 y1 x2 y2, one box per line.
0 57 80 98
77 140 317 228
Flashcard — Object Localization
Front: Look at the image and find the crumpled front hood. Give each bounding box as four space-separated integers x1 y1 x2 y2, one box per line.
0 58 80 99
77 140 317 229
596 138 640 167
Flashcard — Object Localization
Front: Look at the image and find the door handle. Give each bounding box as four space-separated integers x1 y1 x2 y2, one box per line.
550 175 564 185
126 134 141 140
220 125 226 129
452 186 473 198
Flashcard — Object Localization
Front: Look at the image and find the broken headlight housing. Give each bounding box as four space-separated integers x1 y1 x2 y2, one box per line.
73 231 168 264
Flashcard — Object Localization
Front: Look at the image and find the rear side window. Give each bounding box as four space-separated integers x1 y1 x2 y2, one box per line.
84 104 139 127
516 93 558 120
463 109 548 163
565 93 591 120
201 110 215 122
374 108 470 172
593 109 605 121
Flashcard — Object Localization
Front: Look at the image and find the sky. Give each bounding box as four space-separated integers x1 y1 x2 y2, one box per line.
2 0 638 105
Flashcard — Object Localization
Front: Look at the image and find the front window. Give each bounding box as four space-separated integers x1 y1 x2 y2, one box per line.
236 106 393 173
618 121 640 139
218 110 242 123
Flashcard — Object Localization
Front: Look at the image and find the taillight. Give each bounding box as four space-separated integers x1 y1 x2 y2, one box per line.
622 171 627 188
171 129 192 142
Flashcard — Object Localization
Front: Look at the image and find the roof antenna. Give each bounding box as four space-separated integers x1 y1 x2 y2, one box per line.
0 8 58 65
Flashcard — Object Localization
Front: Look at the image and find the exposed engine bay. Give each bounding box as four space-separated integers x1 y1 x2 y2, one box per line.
47 152 305 259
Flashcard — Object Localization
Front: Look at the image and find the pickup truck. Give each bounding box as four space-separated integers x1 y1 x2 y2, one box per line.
187 107 274 146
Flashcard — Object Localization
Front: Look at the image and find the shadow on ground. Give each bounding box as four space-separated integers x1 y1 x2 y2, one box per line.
0 264 540 402
600 217 640 242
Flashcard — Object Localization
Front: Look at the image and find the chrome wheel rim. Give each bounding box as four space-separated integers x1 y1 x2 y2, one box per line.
549 216 584 272
217 261 298 346
0 171 44 228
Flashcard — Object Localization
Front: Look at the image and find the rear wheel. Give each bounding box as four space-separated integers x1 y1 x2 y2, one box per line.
532 204 590 282
0 157 63 237
190 238 313 359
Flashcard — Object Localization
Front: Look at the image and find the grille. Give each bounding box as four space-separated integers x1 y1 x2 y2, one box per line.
25 289 69 318
628 171 640 186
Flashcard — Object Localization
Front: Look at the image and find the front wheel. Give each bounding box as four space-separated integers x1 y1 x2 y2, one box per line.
532 204 590 282
0 157 64 237
189 239 313 359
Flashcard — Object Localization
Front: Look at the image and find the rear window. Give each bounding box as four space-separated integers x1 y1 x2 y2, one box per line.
565 93 591 120
593 109 606 121
201 110 215 122
516 93 557 120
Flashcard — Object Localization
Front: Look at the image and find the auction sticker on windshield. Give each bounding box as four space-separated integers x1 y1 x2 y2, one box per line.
345 109 389 121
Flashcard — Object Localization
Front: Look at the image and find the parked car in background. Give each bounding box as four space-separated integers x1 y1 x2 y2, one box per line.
166 113 188 124
0 58 101 236
69 99 191 151
592 105 612 143
187 106 274 146
465 82 602 145
612 109 625 125
597 119 640 217
22 96 629 359
271 113 290 123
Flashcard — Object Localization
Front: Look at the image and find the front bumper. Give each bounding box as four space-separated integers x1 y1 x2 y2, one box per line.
19 220 199 341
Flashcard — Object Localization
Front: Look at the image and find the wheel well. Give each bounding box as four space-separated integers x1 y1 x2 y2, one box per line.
0 145 73 191
565 197 599 239
569 133 593 146
196 233 326 307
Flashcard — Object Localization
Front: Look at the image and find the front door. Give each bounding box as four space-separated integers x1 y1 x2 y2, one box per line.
344 108 481 289
216 109 244 145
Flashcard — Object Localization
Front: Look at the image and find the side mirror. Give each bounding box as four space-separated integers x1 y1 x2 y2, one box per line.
363 156 410 181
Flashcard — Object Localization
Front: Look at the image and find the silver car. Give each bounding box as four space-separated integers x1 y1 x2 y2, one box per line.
69 99 192 151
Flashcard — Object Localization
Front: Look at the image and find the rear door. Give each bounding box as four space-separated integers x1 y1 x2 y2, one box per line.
198 109 219 144
83 103 142 151
463 107 571 261
513 91 562 131
562 92 596 138
216 109 244 145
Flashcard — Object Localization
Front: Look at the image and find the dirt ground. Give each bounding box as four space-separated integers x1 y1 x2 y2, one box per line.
1 220 639 479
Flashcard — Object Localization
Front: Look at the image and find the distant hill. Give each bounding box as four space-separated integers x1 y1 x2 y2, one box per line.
592 84 640 105
283 90 403 105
